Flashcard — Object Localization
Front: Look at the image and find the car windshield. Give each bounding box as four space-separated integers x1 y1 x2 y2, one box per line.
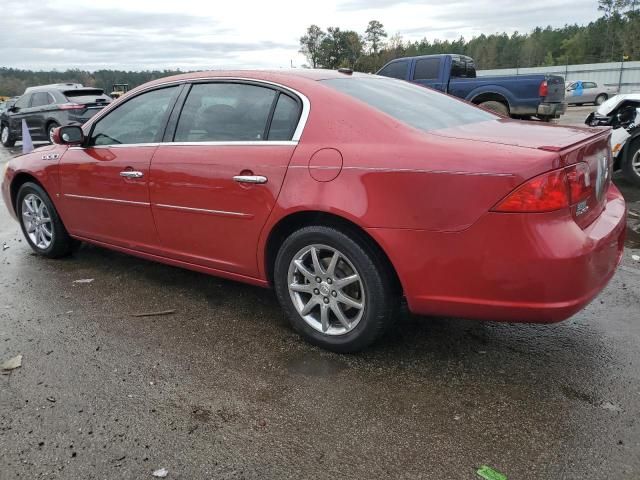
322 76 497 132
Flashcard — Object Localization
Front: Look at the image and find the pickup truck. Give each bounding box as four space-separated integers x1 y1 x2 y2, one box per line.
376 54 566 121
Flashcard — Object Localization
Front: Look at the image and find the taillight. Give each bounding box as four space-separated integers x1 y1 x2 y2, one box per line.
565 162 592 204
539 80 548 97
59 103 85 110
492 163 592 213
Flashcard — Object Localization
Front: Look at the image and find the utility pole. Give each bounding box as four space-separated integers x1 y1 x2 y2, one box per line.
618 54 629 92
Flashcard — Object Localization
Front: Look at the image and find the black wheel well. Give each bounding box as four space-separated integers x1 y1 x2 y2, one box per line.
45 119 60 131
264 211 402 294
9 173 44 214
471 92 510 111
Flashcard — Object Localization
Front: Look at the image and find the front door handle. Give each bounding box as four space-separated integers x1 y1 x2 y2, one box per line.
120 170 144 179
233 175 267 184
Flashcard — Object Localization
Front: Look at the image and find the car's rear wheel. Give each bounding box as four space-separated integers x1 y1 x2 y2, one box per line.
595 94 608 106
1 124 15 147
622 138 640 187
17 182 78 258
274 226 397 353
478 100 509 117
47 122 60 144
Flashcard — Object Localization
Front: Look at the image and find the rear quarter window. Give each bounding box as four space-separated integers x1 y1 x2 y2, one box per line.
323 76 496 132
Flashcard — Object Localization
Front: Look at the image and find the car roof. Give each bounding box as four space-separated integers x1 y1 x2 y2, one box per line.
24 83 103 94
132 69 370 94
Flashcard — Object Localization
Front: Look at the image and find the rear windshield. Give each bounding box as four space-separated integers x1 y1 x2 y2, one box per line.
64 89 110 103
323 77 496 132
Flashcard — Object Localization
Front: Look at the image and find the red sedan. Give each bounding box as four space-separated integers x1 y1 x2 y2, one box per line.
1 70 626 352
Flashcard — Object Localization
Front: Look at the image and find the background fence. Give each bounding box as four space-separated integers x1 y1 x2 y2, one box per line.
478 61 640 93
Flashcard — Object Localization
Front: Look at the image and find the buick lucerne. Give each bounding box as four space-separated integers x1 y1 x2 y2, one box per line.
1 70 626 352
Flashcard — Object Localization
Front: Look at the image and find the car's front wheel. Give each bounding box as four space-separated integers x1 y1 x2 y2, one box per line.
622 137 640 187
17 182 78 258
47 122 60 144
1 124 15 147
274 226 397 353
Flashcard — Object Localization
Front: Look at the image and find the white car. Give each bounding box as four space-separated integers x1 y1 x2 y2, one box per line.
586 93 640 186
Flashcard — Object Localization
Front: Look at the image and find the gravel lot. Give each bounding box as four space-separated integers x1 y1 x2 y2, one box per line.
1 107 639 479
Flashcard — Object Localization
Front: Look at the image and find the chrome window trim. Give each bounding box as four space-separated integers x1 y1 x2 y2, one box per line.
69 140 297 150
64 193 150 206
154 203 252 219
82 76 310 144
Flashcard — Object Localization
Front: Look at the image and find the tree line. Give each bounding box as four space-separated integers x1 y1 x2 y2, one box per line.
0 68 184 98
1 1 638 97
300 0 640 72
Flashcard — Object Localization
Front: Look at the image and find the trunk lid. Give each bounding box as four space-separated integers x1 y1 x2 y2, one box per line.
543 75 565 103
431 118 612 229
431 118 602 151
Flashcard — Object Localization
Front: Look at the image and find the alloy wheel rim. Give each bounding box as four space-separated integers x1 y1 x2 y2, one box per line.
287 244 365 336
633 150 640 176
1 126 8 144
22 193 53 249
48 126 57 143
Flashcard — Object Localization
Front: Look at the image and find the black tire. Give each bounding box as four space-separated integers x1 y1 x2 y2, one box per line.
17 182 78 258
1 124 15 147
478 100 509 117
47 122 60 144
274 226 398 353
622 137 640 187
595 94 607 106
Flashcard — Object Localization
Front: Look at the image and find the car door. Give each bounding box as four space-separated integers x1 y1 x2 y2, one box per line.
582 82 597 103
149 81 304 278
8 93 33 138
29 92 54 139
57 85 182 252
411 57 445 92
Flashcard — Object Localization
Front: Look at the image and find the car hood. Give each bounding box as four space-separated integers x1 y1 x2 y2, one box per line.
597 93 640 115
428 118 605 151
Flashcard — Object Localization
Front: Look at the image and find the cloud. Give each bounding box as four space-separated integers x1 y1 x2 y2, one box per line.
0 0 297 70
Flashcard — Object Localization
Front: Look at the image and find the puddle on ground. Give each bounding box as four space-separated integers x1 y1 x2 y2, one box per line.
287 354 348 377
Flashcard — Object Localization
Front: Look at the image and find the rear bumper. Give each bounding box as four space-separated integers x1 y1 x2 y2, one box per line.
369 185 626 323
538 101 567 118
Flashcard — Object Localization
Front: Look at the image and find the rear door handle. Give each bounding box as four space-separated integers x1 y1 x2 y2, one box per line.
120 170 144 179
233 175 267 184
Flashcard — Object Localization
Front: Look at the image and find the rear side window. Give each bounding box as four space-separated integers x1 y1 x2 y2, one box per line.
324 77 496 132
584 82 597 89
175 83 277 142
30 92 53 107
378 61 409 80
64 89 111 104
413 58 441 80
268 94 301 141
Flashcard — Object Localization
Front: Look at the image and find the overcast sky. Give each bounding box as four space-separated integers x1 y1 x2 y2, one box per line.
0 0 602 71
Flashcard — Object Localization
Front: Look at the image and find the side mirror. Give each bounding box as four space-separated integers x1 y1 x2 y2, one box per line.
53 125 84 145
8 106 17 112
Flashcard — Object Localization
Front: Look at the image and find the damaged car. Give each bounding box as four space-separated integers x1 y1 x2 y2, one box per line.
586 93 640 186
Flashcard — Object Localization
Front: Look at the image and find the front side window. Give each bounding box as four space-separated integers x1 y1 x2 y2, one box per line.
14 94 31 109
414 58 441 80
324 76 496 132
174 83 278 142
378 61 409 80
90 86 178 146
